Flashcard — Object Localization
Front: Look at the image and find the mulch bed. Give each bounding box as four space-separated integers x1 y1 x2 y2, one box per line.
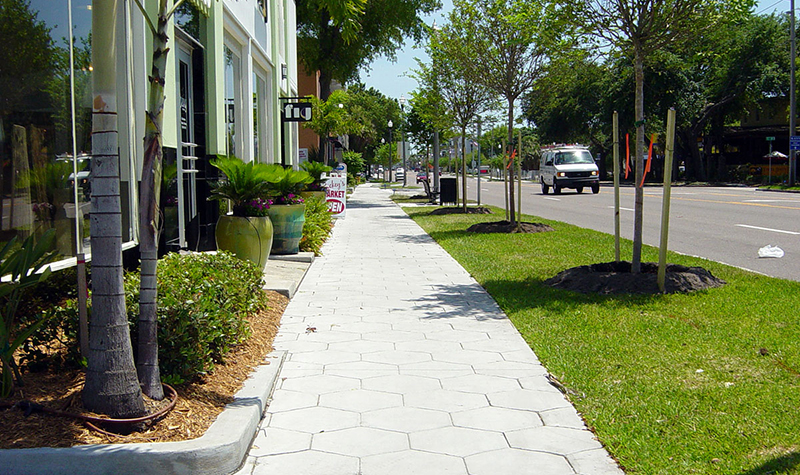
0 291 287 449
430 207 493 215
545 261 726 295
467 220 554 234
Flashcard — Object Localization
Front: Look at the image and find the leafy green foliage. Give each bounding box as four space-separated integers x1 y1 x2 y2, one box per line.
341 150 365 177
297 0 439 97
126 252 268 383
406 205 800 475
300 195 335 256
263 164 314 203
209 156 281 216
17 267 86 372
0 229 57 397
300 161 333 191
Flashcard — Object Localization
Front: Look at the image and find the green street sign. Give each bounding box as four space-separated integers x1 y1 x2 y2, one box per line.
766 136 776 141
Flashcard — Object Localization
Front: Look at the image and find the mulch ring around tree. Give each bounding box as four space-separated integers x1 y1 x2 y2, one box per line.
467 220 554 234
430 207 493 215
545 261 726 295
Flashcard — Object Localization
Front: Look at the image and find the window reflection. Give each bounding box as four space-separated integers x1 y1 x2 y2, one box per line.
0 0 94 258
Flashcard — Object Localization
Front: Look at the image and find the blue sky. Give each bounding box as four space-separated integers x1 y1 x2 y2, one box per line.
360 0 792 103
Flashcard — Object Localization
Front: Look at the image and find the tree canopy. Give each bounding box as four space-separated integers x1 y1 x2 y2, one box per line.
297 0 440 99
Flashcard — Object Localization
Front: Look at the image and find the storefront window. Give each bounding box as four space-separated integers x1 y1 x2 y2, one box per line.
0 0 94 260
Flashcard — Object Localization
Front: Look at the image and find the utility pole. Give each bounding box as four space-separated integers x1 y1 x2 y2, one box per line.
791 0 797 186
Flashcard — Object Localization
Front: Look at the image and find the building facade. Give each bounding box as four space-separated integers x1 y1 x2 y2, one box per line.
0 0 298 265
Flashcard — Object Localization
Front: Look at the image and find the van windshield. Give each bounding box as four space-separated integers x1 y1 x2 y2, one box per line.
554 150 594 165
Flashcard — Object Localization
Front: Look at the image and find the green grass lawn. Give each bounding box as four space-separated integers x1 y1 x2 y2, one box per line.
404 205 800 475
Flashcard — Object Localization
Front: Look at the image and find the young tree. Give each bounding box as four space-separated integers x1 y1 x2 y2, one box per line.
570 0 751 272
83 0 146 418
305 89 366 164
297 0 439 99
424 18 493 211
457 0 550 225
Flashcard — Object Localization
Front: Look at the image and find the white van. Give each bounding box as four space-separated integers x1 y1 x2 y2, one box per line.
539 145 600 195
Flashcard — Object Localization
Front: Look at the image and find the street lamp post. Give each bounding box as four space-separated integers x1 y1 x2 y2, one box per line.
381 137 386 180
388 120 394 182
400 95 407 187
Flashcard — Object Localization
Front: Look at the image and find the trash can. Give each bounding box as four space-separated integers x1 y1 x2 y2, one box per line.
440 177 457 205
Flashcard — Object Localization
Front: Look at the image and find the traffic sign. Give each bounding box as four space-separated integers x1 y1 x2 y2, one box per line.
791 136 800 151
766 136 775 141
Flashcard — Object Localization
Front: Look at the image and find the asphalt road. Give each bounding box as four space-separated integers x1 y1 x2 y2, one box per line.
459 176 800 282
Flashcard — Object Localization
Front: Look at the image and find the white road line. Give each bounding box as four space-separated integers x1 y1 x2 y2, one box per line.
543 197 561 201
736 224 800 235
608 206 634 211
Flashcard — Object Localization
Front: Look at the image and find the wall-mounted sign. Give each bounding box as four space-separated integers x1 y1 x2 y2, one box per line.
282 102 312 122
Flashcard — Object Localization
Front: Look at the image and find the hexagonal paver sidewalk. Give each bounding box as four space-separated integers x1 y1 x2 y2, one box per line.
238 185 622 475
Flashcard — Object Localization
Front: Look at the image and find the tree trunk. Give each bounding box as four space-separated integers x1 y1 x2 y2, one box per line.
136 0 182 401
461 127 467 212
506 99 516 226
83 0 146 418
632 44 645 274
679 128 706 181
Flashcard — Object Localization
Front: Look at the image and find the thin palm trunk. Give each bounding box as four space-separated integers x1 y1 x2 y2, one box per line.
83 0 146 418
135 0 184 400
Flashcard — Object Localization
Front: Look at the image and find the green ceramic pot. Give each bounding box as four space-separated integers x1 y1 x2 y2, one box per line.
215 215 274 270
267 203 305 255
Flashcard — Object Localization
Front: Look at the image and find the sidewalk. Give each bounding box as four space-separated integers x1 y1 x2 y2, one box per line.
237 184 623 475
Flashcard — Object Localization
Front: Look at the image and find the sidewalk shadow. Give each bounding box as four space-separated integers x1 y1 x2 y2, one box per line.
347 202 393 209
411 282 509 322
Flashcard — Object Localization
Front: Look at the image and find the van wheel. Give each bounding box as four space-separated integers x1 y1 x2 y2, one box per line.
576 186 583 194
592 184 600 194
553 180 561 195
541 178 549 195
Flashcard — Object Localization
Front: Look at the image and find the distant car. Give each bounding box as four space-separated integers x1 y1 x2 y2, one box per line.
478 165 490 178
395 168 405 182
416 172 428 183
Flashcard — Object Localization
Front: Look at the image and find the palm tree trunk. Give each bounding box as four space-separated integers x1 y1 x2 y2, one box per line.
83 0 146 418
137 0 180 401
632 44 646 273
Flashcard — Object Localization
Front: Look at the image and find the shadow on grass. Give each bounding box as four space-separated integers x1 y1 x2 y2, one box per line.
481 276 674 316
738 451 800 475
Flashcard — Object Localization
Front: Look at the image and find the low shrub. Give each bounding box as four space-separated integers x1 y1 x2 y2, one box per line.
126 251 268 383
300 195 334 256
17 251 268 385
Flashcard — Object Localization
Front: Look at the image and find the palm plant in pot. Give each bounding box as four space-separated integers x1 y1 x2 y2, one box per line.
209 156 280 270
300 161 333 200
263 165 314 255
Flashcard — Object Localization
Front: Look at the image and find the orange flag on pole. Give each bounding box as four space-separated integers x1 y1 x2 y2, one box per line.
640 134 655 187
625 134 631 179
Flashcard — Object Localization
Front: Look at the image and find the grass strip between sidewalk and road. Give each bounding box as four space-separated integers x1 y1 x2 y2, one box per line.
403 204 800 475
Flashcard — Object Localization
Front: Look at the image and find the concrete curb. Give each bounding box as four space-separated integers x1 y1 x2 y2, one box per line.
0 351 287 475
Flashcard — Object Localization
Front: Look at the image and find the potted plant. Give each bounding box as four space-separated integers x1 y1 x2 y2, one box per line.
300 161 333 200
263 164 313 255
209 156 279 270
